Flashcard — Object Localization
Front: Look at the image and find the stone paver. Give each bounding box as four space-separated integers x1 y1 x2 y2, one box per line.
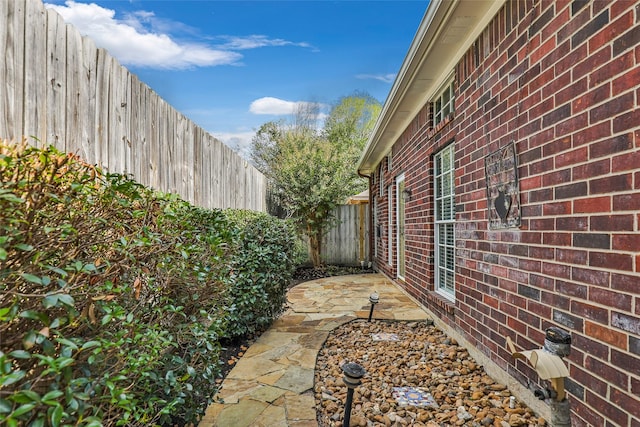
199 273 430 427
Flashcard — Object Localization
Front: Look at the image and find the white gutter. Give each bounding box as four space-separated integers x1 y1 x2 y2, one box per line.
358 0 506 175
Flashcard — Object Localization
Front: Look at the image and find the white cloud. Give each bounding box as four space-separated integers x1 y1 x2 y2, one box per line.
45 1 314 70
250 97 299 115
216 35 313 50
249 97 326 116
46 1 241 69
356 73 397 83
212 131 256 160
212 97 330 160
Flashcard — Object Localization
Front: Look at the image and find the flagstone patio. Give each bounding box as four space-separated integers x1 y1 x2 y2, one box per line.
199 273 431 427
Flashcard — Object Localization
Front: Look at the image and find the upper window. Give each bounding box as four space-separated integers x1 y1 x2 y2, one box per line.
433 78 455 127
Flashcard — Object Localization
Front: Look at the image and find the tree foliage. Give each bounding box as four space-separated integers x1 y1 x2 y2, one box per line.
251 92 381 267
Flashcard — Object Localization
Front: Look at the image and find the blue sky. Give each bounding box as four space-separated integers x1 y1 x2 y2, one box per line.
44 1 427 158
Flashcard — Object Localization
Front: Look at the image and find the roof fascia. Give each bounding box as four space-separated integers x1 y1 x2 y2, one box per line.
358 0 507 175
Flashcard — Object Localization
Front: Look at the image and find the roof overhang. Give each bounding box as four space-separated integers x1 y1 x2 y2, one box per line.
346 189 369 205
358 0 506 175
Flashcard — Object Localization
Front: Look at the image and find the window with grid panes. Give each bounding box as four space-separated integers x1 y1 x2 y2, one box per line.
433 78 455 127
388 184 393 266
434 143 455 300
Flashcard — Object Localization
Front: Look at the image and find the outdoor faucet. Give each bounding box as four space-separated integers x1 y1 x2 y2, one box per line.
507 327 572 427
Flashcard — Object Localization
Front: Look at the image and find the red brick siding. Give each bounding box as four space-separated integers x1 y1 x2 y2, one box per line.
370 1 640 425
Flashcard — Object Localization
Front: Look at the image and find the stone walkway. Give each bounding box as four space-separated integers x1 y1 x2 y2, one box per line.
199 273 430 427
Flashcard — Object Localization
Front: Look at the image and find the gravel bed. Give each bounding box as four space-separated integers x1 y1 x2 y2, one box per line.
314 319 546 427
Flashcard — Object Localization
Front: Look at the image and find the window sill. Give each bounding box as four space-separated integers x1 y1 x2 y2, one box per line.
426 291 455 315
428 113 454 139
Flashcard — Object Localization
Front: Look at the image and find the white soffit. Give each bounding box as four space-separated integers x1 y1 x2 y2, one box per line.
358 0 507 175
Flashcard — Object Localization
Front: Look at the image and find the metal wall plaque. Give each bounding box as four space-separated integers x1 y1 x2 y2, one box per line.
484 142 521 229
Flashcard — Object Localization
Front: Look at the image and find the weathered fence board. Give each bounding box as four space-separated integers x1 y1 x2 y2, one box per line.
80 36 98 163
94 47 110 169
0 2 7 137
1 0 267 211
46 8 66 148
23 0 47 146
65 23 80 155
129 75 145 183
0 0 25 141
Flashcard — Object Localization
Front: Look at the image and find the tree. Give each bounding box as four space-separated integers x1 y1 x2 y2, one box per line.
324 91 381 155
251 93 381 267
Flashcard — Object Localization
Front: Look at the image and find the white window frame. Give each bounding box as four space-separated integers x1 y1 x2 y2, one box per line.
434 143 455 301
396 174 405 280
373 198 378 259
433 77 455 127
387 184 393 266
379 163 384 197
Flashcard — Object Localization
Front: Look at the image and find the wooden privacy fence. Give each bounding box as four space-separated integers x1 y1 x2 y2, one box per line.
0 0 267 211
319 204 370 266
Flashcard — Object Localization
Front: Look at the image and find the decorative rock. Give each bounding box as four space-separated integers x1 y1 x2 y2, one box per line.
418 412 430 422
457 406 473 421
508 413 527 426
349 415 367 427
472 390 485 400
481 416 494 425
326 402 338 414
314 320 542 427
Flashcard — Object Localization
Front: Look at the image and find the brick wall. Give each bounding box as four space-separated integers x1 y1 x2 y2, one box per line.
370 1 640 425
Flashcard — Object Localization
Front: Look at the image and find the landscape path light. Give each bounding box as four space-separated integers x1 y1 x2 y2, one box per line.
341 362 366 427
368 292 379 322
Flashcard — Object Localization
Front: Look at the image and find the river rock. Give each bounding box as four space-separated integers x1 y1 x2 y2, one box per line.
314 320 546 427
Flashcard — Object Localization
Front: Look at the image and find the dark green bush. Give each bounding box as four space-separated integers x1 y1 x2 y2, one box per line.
221 210 297 339
0 142 296 426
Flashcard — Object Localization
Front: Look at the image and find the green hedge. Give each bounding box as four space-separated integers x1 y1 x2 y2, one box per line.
0 142 296 426
222 210 296 339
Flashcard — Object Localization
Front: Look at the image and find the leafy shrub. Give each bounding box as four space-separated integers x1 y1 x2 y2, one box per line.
0 142 234 425
222 210 297 339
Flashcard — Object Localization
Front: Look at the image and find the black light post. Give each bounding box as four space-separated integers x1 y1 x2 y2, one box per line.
342 362 366 427
368 292 379 322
